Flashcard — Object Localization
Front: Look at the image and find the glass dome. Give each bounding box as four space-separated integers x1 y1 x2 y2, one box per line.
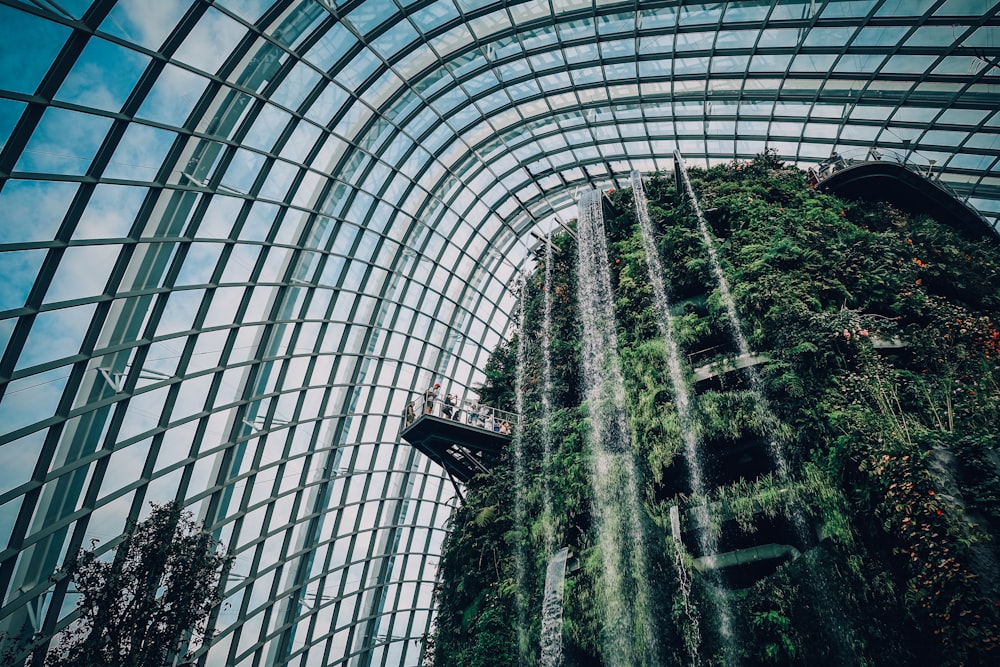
0 1 997 665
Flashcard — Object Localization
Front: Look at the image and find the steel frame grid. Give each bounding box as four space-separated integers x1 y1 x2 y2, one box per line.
1 1 999 666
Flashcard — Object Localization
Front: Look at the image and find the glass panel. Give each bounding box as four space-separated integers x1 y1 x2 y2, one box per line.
15 108 113 176
104 123 177 181
270 63 322 112
0 370 67 434
44 245 121 304
0 5 72 95
55 38 151 113
412 1 460 32
935 0 993 16
173 6 248 75
820 0 877 19
0 180 79 243
722 2 771 23
0 249 47 312
101 0 190 50
346 1 398 35
244 104 293 153
74 185 146 240
134 63 207 127
15 303 97 371
176 242 225 287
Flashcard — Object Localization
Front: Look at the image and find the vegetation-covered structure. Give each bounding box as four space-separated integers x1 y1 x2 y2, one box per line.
429 153 1000 666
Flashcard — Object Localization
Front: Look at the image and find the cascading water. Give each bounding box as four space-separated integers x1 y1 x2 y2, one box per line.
631 170 736 666
512 277 531 663
673 152 856 664
576 188 660 666
539 547 570 667
540 233 557 554
672 153 789 478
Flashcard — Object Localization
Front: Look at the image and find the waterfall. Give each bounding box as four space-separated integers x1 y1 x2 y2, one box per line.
576 188 661 666
673 152 856 665
631 171 736 665
541 233 557 554
513 277 531 663
672 154 790 478
539 547 570 667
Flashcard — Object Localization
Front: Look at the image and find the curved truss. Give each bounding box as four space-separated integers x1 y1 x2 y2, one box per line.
0 1 998 665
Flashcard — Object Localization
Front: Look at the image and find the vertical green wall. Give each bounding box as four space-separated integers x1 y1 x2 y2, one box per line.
429 154 1000 667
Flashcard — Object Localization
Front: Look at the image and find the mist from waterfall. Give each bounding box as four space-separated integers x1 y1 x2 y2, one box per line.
631 170 737 665
576 188 661 667
673 153 856 665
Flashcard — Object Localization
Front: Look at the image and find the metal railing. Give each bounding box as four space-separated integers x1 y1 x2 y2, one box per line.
403 395 519 435
811 147 927 181
809 146 998 238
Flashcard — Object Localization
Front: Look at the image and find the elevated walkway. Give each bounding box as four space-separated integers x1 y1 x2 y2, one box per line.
814 152 996 241
693 351 770 384
693 543 801 588
691 340 901 385
672 502 806 588
399 396 518 484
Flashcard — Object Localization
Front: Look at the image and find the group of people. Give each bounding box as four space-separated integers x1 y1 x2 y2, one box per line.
405 383 512 435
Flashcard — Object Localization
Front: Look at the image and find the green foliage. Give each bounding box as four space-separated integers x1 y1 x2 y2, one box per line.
477 336 518 411
34 502 230 667
432 152 1000 666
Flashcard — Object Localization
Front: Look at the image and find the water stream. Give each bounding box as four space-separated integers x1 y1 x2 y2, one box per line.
576 188 661 666
513 277 531 663
673 152 855 664
631 170 736 665
672 155 789 478
541 233 557 554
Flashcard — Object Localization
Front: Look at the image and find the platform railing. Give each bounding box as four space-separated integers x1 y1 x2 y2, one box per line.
810 146 997 238
811 146 974 203
403 396 519 435
812 147 922 181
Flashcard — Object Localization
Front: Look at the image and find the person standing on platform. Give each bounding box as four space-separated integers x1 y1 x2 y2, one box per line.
424 383 440 414
478 403 491 430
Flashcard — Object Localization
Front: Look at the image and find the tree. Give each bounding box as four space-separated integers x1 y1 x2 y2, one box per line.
39 502 231 667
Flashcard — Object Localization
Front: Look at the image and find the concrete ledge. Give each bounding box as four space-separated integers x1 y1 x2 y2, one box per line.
693 352 770 383
693 543 801 572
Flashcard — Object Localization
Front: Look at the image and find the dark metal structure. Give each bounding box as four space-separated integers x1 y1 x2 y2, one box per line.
399 396 515 485
0 1 998 665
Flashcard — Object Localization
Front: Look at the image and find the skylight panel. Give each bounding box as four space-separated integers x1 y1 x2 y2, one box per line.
412 1 461 32
173 6 248 75
15 108 113 177
371 20 420 59
347 1 398 36
820 0 878 20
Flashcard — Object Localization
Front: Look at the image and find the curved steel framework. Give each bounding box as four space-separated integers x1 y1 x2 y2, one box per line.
0 1 998 665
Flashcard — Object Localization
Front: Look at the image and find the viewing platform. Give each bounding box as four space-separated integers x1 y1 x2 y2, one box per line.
812 148 996 241
400 396 519 484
